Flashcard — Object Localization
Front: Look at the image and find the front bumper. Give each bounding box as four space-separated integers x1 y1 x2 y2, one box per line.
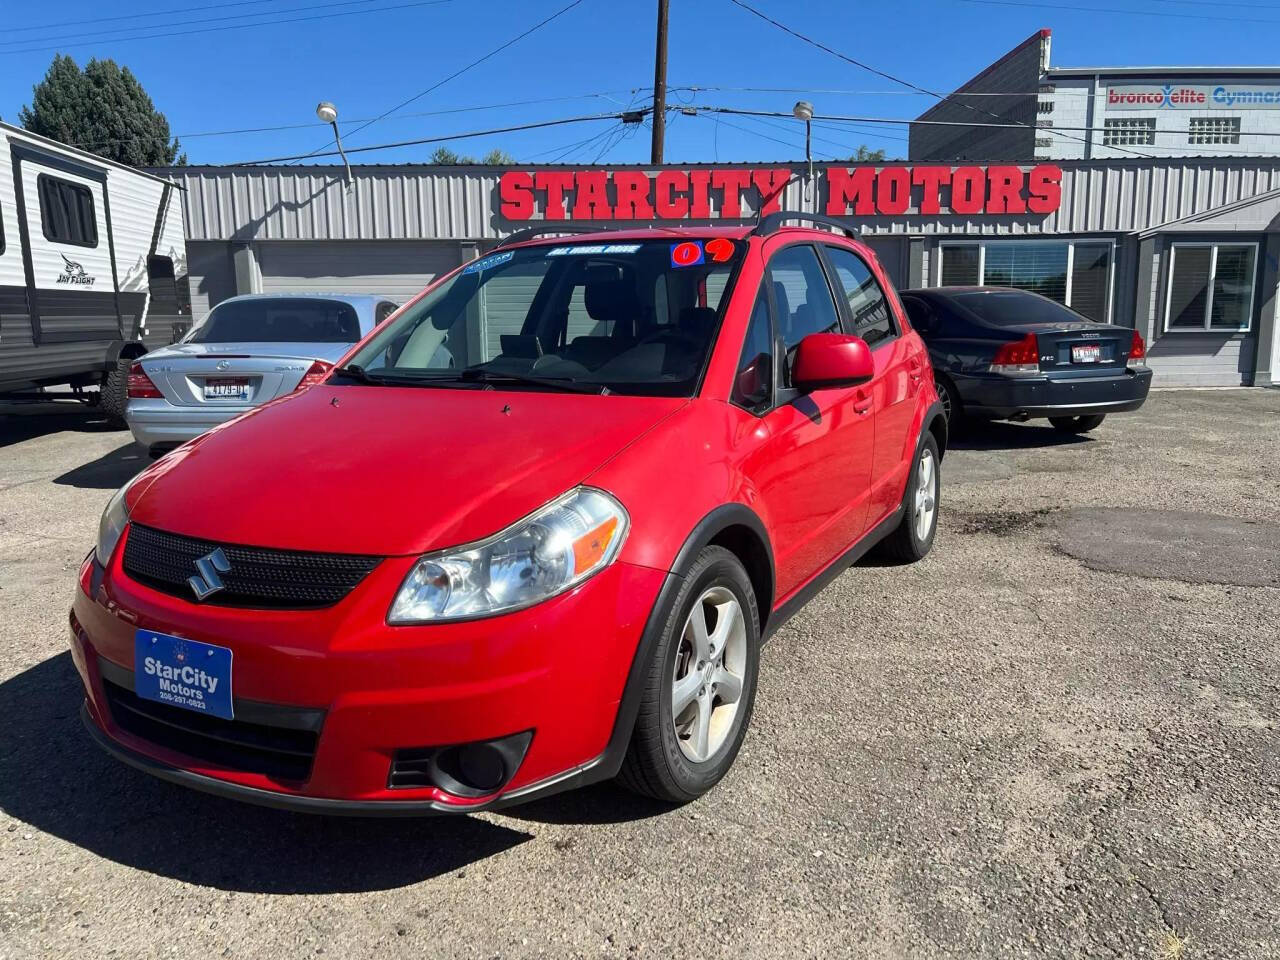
71 531 665 813
958 366 1153 420
125 398 253 448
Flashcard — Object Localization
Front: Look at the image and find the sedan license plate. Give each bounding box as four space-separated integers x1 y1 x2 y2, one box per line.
135 630 234 720
1071 344 1102 364
203 377 249 400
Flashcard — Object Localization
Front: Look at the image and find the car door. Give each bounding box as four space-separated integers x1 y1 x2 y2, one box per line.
823 244 924 526
739 242 875 602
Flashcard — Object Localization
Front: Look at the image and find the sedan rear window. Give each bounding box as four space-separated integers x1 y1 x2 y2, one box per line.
187 298 362 343
949 290 1088 327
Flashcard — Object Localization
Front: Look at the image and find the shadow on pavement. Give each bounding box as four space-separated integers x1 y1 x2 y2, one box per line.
0 406 125 450
949 419 1093 451
507 782 677 826
53 442 151 490
0 653 533 893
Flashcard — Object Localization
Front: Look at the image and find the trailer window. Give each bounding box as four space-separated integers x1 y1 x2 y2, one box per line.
38 175 98 248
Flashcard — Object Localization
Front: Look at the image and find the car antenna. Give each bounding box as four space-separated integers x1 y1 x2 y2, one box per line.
754 173 804 228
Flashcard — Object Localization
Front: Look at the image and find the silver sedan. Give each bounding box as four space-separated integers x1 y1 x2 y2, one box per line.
126 293 400 456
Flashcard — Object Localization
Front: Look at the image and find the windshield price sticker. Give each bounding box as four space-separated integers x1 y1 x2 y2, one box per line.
671 241 705 267
462 250 514 274
545 244 642 256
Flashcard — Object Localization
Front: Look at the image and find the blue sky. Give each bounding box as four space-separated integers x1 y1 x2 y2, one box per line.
2 0 1277 166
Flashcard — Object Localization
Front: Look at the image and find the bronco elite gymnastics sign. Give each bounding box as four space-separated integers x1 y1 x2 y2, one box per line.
497 164 1064 222
1106 82 1280 110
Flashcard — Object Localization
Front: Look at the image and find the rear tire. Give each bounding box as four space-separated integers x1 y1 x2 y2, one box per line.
934 375 959 424
877 433 940 563
617 546 760 804
1049 414 1105 434
99 357 131 429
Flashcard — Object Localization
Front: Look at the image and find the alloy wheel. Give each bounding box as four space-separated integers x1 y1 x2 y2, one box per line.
914 448 938 541
935 378 952 421
671 585 747 763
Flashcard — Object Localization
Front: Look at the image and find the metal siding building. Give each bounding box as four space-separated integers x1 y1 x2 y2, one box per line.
165 158 1280 388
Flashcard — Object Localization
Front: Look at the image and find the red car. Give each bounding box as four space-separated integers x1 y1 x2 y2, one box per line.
72 215 947 813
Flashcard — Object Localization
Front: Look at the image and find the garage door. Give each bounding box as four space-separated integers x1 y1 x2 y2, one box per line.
257 240 465 302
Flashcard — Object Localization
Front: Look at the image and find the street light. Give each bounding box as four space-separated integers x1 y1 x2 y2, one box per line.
793 100 814 199
316 101 351 187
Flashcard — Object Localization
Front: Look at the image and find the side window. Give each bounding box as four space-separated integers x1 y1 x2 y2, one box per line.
731 288 773 413
37 174 98 247
376 301 398 324
825 246 895 347
766 244 842 386
901 295 935 334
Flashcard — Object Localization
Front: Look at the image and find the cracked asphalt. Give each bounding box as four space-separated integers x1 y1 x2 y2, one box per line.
1 388 1277 959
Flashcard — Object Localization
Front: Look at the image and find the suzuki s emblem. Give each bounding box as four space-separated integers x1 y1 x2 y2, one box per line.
188 548 231 601
216 359 231 371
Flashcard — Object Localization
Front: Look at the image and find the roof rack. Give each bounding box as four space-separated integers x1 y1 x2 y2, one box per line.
753 211 858 239
493 225 606 250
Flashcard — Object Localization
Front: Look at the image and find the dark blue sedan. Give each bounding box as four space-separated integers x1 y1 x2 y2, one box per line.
899 287 1154 434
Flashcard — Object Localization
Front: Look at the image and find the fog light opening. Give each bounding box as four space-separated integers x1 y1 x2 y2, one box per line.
389 730 533 799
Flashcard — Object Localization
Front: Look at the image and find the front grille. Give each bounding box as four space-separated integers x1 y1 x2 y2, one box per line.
122 524 380 609
102 675 322 782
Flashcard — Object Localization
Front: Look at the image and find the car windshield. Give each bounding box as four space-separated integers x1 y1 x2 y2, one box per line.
342 238 745 396
949 290 1089 326
186 298 363 344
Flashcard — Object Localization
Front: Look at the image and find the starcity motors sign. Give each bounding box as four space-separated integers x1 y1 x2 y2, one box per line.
497 164 1063 221
1106 82 1280 110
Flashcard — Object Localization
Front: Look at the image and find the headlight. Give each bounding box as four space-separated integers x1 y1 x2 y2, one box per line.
95 482 132 567
389 487 628 623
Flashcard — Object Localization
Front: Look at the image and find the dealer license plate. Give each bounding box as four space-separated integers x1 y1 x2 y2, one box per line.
1071 344 1102 364
203 377 249 400
135 630 234 720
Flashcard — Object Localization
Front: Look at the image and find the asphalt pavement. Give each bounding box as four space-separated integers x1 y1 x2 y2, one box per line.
1 389 1277 959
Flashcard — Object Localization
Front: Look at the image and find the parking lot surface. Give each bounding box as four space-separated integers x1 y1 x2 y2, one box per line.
1 389 1277 959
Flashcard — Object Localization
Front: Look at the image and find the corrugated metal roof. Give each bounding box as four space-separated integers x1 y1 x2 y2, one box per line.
164 158 1280 243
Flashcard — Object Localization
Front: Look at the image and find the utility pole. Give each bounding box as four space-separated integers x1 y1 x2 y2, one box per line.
650 0 669 164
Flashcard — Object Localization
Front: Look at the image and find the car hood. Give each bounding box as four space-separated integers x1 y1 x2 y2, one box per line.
143 341 357 363
127 385 686 556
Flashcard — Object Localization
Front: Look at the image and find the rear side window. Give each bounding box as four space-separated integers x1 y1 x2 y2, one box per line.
376 301 398 324
901 295 935 333
825 246 895 347
731 288 773 413
187 298 362 344
38 174 97 247
766 245 841 385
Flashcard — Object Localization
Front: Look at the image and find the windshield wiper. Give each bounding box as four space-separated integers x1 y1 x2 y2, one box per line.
331 363 393 385
452 369 609 395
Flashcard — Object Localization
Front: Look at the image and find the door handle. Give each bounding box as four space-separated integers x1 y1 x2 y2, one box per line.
853 395 873 415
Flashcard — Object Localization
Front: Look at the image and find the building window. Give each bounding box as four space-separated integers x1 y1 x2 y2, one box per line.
1035 137 1053 148
1035 119 1053 128
37 174 98 247
1103 118 1156 147
1165 243 1256 332
1189 117 1241 145
1037 100 1055 114
937 241 1114 322
1039 83 1056 94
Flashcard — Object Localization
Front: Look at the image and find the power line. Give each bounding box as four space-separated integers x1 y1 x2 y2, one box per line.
62 90 647 151
956 0 1280 23
234 110 641 164
723 0 1157 160
298 0 588 159
0 0 451 56
8 0 294 33
0 0 384 48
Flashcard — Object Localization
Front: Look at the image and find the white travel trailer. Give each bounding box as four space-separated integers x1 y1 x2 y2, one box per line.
0 120 190 418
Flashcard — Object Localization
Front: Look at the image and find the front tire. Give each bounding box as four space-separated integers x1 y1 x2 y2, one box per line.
618 545 760 804
1049 414 1105 434
877 433 940 563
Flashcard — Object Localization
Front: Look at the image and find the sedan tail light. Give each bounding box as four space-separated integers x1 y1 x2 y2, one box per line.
126 362 163 398
295 360 333 391
989 333 1040 376
1128 329 1147 366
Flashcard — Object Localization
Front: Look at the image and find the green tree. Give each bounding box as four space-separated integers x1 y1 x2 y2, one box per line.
429 146 514 165
20 55 184 167
851 145 887 162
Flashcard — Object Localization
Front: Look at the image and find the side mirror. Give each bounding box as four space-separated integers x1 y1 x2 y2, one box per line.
791 333 874 391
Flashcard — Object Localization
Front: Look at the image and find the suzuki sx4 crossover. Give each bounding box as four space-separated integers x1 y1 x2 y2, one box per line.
72 219 947 813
